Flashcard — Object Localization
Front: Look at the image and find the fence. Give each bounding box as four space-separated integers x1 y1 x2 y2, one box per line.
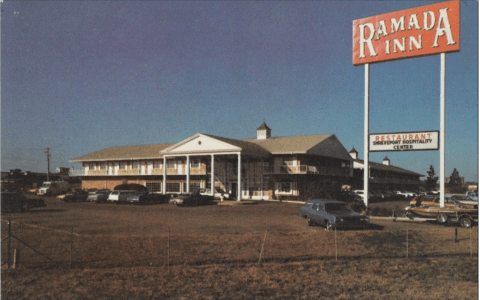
1 219 478 270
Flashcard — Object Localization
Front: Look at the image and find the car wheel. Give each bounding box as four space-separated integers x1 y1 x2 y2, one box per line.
325 221 333 231
460 217 472 229
307 218 313 226
437 213 449 224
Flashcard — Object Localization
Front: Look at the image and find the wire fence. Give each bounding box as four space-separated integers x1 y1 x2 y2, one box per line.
2 219 478 270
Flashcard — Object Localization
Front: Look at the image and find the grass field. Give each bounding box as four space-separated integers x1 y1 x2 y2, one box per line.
1 197 478 299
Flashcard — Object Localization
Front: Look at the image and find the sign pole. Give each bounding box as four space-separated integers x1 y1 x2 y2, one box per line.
364 63 370 207
440 53 446 208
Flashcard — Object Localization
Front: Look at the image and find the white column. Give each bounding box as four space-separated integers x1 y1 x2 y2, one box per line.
186 156 190 193
237 153 242 201
363 63 370 207
211 155 215 196
163 157 167 195
440 53 446 208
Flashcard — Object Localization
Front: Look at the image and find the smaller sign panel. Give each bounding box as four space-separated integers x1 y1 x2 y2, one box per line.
369 131 439 152
353 0 460 65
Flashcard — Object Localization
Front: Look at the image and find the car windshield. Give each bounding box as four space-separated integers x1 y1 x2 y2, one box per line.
325 203 352 214
41 183 51 188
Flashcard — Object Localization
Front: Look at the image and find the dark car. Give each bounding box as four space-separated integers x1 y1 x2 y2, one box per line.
126 193 170 205
63 190 89 202
300 199 369 230
169 193 214 206
1 192 46 213
87 189 110 203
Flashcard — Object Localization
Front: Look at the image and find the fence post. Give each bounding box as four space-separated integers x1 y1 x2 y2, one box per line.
70 226 74 269
8 219 12 269
13 249 20 269
454 228 459 243
258 230 267 265
406 229 409 259
470 227 472 257
168 226 170 274
335 227 338 261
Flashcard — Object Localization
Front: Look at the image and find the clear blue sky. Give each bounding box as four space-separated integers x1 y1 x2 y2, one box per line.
1 1 478 182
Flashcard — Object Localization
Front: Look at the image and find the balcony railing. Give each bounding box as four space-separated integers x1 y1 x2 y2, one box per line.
265 165 350 177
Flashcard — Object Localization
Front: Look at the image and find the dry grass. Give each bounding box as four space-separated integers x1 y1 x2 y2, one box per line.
1 198 478 299
2 256 477 300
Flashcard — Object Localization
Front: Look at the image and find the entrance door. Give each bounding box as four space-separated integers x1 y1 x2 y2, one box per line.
230 183 237 198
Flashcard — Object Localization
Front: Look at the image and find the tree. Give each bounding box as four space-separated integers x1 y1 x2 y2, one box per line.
448 168 463 193
425 165 438 191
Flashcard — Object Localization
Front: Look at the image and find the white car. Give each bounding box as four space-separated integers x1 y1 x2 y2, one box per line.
107 190 135 203
199 188 230 200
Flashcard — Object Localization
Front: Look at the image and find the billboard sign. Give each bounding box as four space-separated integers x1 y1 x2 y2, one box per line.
369 131 439 152
353 0 460 65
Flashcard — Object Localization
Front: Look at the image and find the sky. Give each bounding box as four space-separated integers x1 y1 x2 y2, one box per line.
1 0 478 182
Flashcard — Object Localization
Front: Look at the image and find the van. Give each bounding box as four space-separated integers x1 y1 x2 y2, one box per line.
37 181 69 196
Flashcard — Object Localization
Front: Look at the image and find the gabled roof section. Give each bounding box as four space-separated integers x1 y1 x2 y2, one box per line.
353 159 424 177
161 133 271 158
70 144 173 162
245 134 352 161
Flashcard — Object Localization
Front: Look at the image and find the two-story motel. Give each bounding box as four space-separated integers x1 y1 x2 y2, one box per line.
70 122 423 200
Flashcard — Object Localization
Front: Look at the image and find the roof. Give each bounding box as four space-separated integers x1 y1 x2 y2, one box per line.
71 133 353 162
245 134 352 160
257 121 271 131
353 159 424 177
70 144 173 162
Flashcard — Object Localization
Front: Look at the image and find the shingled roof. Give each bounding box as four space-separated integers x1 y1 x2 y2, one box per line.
70 144 173 162
353 159 424 177
71 134 352 162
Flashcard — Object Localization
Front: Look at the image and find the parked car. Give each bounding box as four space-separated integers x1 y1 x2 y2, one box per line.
1 192 46 213
169 193 214 206
63 190 90 202
126 192 170 205
119 191 148 204
199 188 230 200
352 190 375 202
107 190 136 203
87 189 110 202
300 199 369 230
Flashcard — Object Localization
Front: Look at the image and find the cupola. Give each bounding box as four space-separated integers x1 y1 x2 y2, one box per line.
349 147 358 159
383 156 390 166
257 121 271 140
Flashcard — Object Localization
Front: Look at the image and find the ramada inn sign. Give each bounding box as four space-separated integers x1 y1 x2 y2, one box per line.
352 0 459 207
353 0 459 65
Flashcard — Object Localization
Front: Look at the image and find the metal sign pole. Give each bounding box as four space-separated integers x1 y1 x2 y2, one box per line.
440 53 446 208
364 63 370 207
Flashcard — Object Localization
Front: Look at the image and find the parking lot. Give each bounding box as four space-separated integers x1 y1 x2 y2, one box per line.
2 196 455 236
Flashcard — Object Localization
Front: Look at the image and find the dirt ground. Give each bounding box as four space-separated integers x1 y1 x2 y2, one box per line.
1 197 478 299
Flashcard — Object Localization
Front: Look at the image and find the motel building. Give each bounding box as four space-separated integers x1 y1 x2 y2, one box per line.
70 122 355 201
348 148 424 192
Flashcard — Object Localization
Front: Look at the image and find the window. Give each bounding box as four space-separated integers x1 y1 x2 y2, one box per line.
119 162 127 170
166 160 176 169
146 182 162 193
284 160 295 166
100 163 107 170
89 163 96 170
190 159 200 169
153 160 163 169
166 182 181 193
277 182 293 194
183 182 201 193
133 161 140 170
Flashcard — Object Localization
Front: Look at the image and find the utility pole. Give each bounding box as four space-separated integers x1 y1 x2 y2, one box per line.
45 148 51 181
